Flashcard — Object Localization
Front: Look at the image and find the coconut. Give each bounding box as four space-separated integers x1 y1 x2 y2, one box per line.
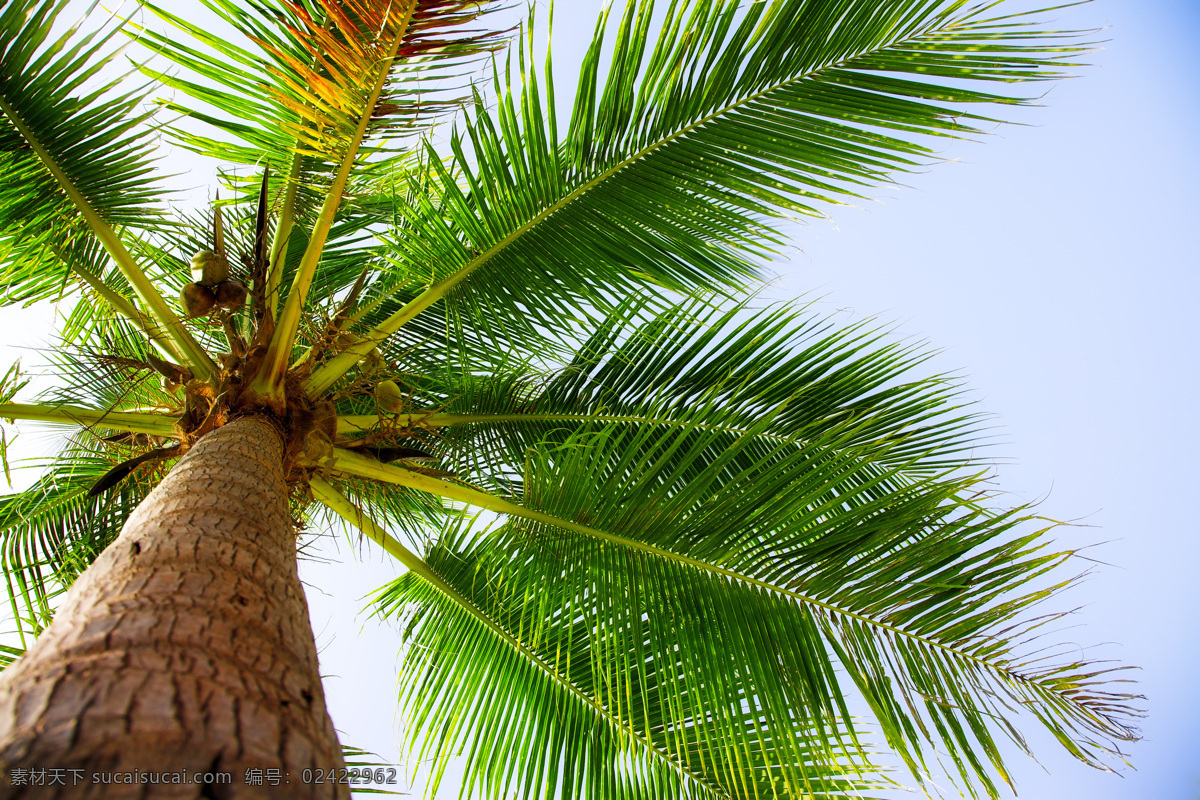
215 279 247 311
374 379 404 412
190 249 229 286
180 282 216 317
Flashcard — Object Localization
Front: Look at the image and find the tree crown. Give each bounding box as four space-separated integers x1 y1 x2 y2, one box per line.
0 1 1140 797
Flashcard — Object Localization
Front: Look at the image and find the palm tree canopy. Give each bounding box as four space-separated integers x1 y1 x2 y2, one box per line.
0 0 1140 798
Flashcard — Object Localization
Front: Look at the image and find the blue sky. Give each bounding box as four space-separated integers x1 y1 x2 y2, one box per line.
1 0 1197 797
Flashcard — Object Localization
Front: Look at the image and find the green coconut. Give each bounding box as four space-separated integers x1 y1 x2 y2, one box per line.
190 249 229 286
374 379 404 412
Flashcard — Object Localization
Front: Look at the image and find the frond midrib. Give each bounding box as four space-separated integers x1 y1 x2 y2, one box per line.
340 408 976 454
531 505 1081 713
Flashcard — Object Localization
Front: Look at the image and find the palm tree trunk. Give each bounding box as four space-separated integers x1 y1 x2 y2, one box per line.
0 416 347 799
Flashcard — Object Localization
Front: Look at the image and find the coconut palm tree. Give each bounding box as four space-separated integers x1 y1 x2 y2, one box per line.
0 0 1139 797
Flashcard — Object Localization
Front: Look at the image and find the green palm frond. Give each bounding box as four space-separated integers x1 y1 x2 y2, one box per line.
214 0 515 400
140 0 511 329
0 0 164 289
311 151 587 370
346 294 989 491
0 642 22 670
1 227 96 309
54 239 149 341
348 276 590 382
309 0 1092 393
362 412 1138 798
36 343 174 415
0 445 161 656
0 0 217 376
376 512 891 800
138 0 508 188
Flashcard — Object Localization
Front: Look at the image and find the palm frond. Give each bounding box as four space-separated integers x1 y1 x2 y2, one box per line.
341 294 990 493
375 512 890 800
338 412 1140 797
298 151 587 372
138 0 508 190
138 0 509 326
0 0 216 377
231 0 511 402
0 642 23 670
0 0 163 280
57 241 180 358
0 444 161 659
310 0 1092 393
32 337 178 415
324 470 891 800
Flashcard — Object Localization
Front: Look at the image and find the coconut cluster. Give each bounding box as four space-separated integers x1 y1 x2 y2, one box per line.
180 250 247 317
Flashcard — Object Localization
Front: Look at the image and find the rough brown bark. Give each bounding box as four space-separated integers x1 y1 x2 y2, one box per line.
0 417 347 799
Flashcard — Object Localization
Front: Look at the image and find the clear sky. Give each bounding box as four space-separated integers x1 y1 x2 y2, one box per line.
1 1 1196 798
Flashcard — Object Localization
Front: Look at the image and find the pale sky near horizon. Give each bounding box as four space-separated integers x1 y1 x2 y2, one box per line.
1 1 1196 798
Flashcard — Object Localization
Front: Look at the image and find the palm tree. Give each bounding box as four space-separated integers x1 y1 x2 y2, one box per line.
0 0 1140 797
